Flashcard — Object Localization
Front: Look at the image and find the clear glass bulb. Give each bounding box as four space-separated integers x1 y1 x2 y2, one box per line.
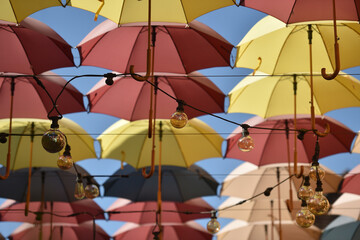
57 155 73 170
207 217 220 234
85 184 100 199
74 180 85 200
237 135 254 152
296 206 315 228
298 185 314 201
308 191 330 215
42 128 65 153
309 165 325 181
170 111 188 128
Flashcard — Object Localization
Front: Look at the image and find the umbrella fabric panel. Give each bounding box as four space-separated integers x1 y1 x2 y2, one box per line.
239 0 360 24
0 72 85 119
77 20 233 74
0 18 74 74
235 16 360 75
86 72 225 120
0 0 62 23
321 221 360 240
228 73 360 118
70 0 235 24
103 165 218 202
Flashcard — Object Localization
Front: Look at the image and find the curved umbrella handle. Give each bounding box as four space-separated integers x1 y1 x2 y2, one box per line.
252 57 262 76
294 165 304 179
142 146 156 179
311 106 330 137
130 48 152 81
321 0 340 80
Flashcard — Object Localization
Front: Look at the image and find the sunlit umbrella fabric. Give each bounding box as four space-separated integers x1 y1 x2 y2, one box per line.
321 221 360 240
329 193 360 220
69 0 235 24
0 118 96 170
107 198 212 224
0 18 75 74
77 20 233 74
235 16 360 74
225 115 355 166
86 72 225 120
98 118 223 168
340 164 360 195
227 72 360 118
0 71 85 119
103 165 218 202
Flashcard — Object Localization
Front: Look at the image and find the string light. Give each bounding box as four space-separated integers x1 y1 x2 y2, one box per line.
298 176 314 201
309 163 325 182
237 124 254 152
84 176 100 199
57 144 73 170
307 180 330 215
42 116 65 153
74 174 85 200
207 211 220 234
170 100 188 129
295 200 315 228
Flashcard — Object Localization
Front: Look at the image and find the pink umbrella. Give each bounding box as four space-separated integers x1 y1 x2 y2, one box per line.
8 222 109 240
0 18 74 75
77 20 233 74
340 164 360 195
0 199 105 224
0 71 85 119
107 198 212 224
113 222 212 240
86 72 225 120
225 115 355 166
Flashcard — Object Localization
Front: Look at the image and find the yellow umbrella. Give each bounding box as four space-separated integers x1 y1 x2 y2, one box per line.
69 0 235 24
0 0 64 23
0 118 97 170
97 118 223 168
227 72 360 118
235 16 360 75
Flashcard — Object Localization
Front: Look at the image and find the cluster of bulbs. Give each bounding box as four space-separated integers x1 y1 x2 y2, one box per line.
295 163 329 228
41 116 100 200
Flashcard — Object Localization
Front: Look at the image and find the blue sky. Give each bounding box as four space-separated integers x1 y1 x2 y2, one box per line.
1 3 360 239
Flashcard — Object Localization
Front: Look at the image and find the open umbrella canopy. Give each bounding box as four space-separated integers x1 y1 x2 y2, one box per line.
0 18 75 75
77 20 233 74
0 199 105 224
8 222 110 240
227 72 360 118
225 115 355 167
0 118 96 170
329 193 360 220
351 133 360 153
321 221 360 240
0 166 99 202
112 222 212 240
107 198 212 224
0 71 85 119
103 165 219 202
220 162 342 199
97 118 223 169
235 16 360 74
217 220 321 240
0 0 64 23
69 0 235 24
86 72 225 121
340 164 360 195
239 0 360 24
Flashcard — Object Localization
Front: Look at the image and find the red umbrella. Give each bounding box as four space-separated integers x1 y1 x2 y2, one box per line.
0 18 74 75
86 72 225 120
225 115 355 166
107 198 212 224
239 0 360 24
113 222 212 240
340 164 360 195
8 222 110 240
0 199 105 224
77 20 233 74
0 71 85 119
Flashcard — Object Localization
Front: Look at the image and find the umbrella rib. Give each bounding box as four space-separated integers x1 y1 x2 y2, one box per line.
125 27 143 74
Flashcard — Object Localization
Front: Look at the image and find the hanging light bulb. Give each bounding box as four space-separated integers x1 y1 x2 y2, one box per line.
207 211 220 234
298 176 314 201
42 116 65 153
57 144 73 170
74 174 85 200
308 181 330 215
170 100 188 129
84 176 100 199
296 200 315 228
237 124 254 152
309 164 325 182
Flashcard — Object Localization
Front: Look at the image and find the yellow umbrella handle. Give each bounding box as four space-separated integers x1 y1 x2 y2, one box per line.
94 0 105 21
321 0 340 80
